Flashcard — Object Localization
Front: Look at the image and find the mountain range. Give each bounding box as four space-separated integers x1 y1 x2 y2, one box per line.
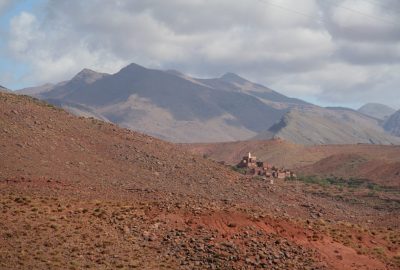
17 63 400 145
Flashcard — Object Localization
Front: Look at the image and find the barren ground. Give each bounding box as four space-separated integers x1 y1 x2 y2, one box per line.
1 92 399 269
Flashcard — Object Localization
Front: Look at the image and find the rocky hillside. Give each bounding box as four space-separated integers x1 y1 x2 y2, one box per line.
358 103 396 120
0 92 243 199
256 107 400 145
1 92 399 269
384 110 400 136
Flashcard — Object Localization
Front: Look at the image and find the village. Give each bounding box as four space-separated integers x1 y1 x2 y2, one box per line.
236 152 296 182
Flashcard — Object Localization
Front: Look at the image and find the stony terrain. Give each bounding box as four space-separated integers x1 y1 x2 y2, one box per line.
1 92 399 269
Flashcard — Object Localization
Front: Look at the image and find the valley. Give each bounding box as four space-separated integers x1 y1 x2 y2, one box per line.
184 139 400 187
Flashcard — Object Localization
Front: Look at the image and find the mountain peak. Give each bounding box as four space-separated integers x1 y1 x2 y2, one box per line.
358 103 396 120
358 102 395 110
76 68 97 76
72 68 107 84
120 62 147 72
220 72 248 83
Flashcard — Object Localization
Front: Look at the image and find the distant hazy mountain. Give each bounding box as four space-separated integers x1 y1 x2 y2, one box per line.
19 63 399 145
18 83 56 95
20 63 299 142
358 103 396 120
384 110 400 137
254 106 400 145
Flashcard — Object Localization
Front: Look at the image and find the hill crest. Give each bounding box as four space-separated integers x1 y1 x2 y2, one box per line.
358 103 396 120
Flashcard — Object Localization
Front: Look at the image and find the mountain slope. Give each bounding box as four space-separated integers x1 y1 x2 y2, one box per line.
18 83 58 95
0 91 242 198
298 153 400 187
19 63 397 145
21 63 293 142
358 103 396 120
258 107 400 145
183 139 400 187
1 92 398 269
197 73 310 109
37 68 109 100
384 110 400 136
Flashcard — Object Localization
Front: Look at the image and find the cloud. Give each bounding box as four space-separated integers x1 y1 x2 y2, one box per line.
0 0 11 15
3 0 400 108
319 0 400 67
9 12 38 55
269 62 400 109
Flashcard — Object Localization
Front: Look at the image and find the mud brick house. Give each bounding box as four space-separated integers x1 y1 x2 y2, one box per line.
272 171 287 179
237 152 296 180
237 152 258 168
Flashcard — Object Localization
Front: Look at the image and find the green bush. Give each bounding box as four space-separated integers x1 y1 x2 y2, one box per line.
296 175 396 192
231 166 247 175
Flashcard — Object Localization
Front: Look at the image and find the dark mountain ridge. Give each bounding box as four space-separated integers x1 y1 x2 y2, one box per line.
384 110 400 137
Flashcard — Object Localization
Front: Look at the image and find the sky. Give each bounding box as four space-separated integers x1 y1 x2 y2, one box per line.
0 0 399 109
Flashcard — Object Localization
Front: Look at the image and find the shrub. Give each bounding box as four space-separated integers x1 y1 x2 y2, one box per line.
231 166 247 174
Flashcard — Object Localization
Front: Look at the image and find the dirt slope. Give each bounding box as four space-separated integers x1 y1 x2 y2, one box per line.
1 92 399 269
298 154 400 187
183 139 400 187
0 92 242 199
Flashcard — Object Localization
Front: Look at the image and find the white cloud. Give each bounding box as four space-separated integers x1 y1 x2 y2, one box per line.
0 0 11 15
9 12 39 56
267 62 400 109
3 0 400 108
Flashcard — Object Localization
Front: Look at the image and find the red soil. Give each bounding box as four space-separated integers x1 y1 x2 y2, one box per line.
1 92 399 269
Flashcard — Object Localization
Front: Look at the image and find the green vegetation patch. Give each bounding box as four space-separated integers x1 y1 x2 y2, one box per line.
230 166 247 175
293 175 399 193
